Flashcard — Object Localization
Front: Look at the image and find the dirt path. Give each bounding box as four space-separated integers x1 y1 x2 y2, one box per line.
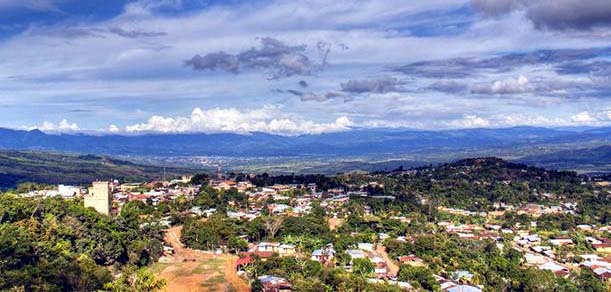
225 255 251 292
376 244 400 277
328 217 342 230
154 226 250 292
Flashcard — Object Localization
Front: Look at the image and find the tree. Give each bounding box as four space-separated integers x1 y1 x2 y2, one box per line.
398 265 439 291
264 216 284 239
228 237 249 254
104 268 166 292
352 258 374 278
576 269 607 292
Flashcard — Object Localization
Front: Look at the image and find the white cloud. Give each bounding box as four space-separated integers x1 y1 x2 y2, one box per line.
570 110 611 124
27 119 80 132
108 124 120 132
571 111 594 123
447 114 490 128
123 106 352 135
471 75 530 95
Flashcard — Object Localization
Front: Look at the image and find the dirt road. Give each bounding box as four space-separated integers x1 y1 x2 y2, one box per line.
376 244 400 277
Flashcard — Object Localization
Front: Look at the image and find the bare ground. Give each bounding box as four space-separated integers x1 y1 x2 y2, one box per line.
153 226 250 292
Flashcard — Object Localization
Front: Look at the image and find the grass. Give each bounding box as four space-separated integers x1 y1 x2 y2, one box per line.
152 256 238 291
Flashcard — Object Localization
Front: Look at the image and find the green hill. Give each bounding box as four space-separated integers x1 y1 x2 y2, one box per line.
0 150 192 189
518 145 611 173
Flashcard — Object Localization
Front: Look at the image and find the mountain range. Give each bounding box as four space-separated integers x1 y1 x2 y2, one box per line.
0 126 609 175
0 126 609 157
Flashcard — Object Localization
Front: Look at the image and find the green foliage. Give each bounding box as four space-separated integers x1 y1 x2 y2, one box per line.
0 150 188 189
103 267 166 292
181 215 240 251
0 195 163 291
398 265 439 291
352 258 375 278
247 256 403 292
575 269 608 292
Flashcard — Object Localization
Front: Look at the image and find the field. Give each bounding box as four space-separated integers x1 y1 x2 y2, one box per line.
152 227 250 292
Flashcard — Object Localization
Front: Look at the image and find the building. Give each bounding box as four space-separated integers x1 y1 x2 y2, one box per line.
278 244 296 256
84 181 112 215
398 255 425 267
258 275 292 292
311 245 335 263
57 184 81 198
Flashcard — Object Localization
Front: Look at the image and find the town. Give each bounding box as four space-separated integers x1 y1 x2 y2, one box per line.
8 158 610 291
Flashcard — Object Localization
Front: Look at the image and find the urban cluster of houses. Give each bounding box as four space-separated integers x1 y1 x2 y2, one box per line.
15 173 610 291
516 232 611 281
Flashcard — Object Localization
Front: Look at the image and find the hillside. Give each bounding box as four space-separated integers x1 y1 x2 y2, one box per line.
0 150 192 189
518 145 611 173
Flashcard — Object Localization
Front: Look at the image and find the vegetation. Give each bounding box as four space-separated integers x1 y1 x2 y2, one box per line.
0 194 165 291
0 150 189 189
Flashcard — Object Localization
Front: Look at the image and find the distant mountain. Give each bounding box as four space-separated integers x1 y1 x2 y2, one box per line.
0 150 190 189
518 145 611 172
0 126 609 158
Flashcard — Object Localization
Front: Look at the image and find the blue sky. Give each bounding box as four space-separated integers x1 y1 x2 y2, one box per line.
0 0 610 135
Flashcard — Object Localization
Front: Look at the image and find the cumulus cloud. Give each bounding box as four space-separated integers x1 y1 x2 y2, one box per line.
108 124 120 133
185 37 331 80
123 106 352 135
571 111 595 123
569 111 611 124
471 75 530 94
471 0 611 30
447 114 490 128
27 119 80 132
107 26 167 38
340 77 403 94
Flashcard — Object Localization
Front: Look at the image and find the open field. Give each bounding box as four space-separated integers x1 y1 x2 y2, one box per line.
152 226 250 292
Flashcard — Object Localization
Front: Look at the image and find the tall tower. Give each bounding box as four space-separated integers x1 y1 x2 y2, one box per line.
84 181 112 215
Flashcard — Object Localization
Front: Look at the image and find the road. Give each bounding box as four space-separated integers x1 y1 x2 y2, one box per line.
376 244 400 277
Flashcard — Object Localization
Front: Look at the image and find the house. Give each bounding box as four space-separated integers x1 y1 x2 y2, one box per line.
237 181 254 191
592 239 611 254
397 255 425 267
445 285 482 292
591 267 611 282
258 275 292 292
269 204 290 214
258 242 280 253
357 243 374 252
539 262 569 277
367 279 412 290
549 238 573 246
311 246 335 263
346 249 366 259
451 270 474 283
57 185 81 198
524 253 547 265
371 256 388 278
278 244 296 256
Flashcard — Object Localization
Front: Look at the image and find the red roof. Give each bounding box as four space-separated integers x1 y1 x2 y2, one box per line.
236 256 253 266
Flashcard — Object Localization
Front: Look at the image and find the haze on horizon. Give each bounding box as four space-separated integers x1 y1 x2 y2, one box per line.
0 0 610 136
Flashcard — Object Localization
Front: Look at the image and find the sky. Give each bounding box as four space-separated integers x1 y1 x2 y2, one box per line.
0 0 610 135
